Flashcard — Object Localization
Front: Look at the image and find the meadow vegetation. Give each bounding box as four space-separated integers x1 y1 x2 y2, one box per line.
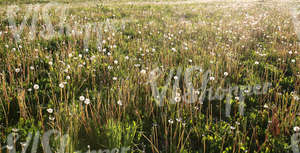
0 0 300 152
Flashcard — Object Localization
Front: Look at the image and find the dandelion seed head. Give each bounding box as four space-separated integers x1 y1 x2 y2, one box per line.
84 99 90 105
79 96 85 101
33 84 39 90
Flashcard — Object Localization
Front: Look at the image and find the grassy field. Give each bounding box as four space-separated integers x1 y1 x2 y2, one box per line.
0 0 299 152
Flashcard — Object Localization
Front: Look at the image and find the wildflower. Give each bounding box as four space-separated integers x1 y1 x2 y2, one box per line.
15 68 20 73
112 77 117 81
174 96 181 103
263 104 269 109
291 59 296 63
176 117 182 122
294 126 300 132
114 60 118 64
47 108 53 113
289 51 293 55
294 95 299 101
168 119 174 124
7 145 13 150
49 61 53 66
174 76 179 80
49 116 55 121
59 83 64 88
224 72 228 76
117 100 123 106
66 76 71 80
12 128 19 132
254 61 259 65
189 59 193 63
84 99 90 105
140 69 146 74
30 66 35 70
171 48 176 52
28 88 32 92
209 76 215 81
33 84 39 90
230 126 236 130
20 142 27 147
125 56 129 60
79 96 85 101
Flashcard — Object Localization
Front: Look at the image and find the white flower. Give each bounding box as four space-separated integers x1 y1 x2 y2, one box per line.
171 48 176 52
33 84 39 90
12 128 19 132
7 145 13 150
59 83 64 88
15 68 20 73
49 116 55 121
224 72 228 76
235 97 239 100
140 69 146 74
174 76 179 80
117 100 123 106
209 77 215 81
114 60 118 64
291 59 296 63
28 88 32 92
66 76 71 80
188 59 193 63
230 126 236 130
30 66 35 70
254 61 259 65
294 126 300 132
20 142 27 147
289 51 293 55
176 117 182 122
47 108 53 113
79 96 85 101
84 99 90 105
125 56 129 60
263 104 269 109
168 119 174 124
194 90 200 95
174 96 181 103
113 77 117 81
49 61 53 66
